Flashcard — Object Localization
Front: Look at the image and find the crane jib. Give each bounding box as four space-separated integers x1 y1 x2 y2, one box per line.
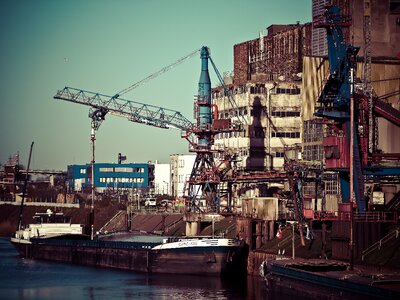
54 87 194 131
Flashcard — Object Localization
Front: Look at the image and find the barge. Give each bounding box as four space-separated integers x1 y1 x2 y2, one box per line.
10 212 247 276
263 259 400 300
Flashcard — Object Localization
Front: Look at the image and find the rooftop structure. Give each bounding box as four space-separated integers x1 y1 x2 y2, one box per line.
233 22 312 85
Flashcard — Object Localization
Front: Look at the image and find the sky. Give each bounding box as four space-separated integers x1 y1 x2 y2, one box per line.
0 0 311 170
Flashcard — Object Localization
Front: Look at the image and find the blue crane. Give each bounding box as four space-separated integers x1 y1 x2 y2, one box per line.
315 5 400 213
54 46 245 213
314 5 364 211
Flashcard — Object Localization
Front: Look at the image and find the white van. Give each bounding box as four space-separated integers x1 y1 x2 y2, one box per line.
144 198 157 206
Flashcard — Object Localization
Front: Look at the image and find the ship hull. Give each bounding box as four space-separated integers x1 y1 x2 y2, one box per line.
10 238 247 276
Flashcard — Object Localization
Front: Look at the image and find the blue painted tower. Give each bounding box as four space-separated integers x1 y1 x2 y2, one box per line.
197 47 212 149
188 46 221 212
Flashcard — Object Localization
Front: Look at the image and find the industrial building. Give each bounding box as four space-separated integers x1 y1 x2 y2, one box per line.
169 154 196 198
233 23 312 85
153 162 170 195
213 81 302 171
67 163 154 193
301 0 400 214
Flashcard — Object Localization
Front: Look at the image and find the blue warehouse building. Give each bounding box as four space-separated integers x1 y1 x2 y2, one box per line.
67 163 154 192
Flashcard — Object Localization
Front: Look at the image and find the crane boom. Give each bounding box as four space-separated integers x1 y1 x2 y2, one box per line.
115 49 201 98
54 87 194 131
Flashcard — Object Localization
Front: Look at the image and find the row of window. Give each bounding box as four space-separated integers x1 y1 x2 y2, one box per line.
212 85 301 98
98 177 144 183
218 109 301 120
215 131 242 139
275 87 301 95
271 132 300 138
99 167 145 173
218 108 248 119
215 130 300 139
271 111 300 117
79 167 146 174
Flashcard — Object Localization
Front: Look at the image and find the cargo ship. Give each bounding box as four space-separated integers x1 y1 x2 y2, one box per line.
10 211 247 276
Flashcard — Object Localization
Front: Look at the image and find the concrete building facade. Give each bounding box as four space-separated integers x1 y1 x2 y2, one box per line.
233 23 312 85
212 82 302 171
169 154 196 198
153 163 170 195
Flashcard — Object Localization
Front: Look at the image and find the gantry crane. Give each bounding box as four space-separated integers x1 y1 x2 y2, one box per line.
314 5 400 214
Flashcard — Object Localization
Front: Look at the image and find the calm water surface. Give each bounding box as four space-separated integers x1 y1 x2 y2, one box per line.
0 238 267 300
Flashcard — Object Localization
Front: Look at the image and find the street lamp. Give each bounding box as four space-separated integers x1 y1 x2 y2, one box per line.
287 221 296 260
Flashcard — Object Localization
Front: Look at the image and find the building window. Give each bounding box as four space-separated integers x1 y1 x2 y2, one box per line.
303 182 316 198
99 167 113 172
179 160 185 168
324 173 339 195
303 120 323 143
178 175 184 183
115 167 134 172
80 168 86 174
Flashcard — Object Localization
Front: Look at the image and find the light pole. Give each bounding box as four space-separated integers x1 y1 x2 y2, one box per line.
287 221 296 259
88 107 107 241
90 126 95 241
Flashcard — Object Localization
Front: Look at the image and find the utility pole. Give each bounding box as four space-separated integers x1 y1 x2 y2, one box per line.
17 142 34 233
90 125 95 241
88 108 107 240
349 63 355 271
292 223 295 260
287 220 296 260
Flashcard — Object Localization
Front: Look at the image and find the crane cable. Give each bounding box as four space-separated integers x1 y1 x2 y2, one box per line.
114 48 201 99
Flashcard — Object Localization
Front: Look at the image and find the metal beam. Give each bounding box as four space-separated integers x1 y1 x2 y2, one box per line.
54 87 194 131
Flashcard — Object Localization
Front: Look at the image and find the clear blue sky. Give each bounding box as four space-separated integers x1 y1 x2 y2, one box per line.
0 0 311 170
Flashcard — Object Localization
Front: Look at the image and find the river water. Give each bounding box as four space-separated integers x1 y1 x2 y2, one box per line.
0 238 268 300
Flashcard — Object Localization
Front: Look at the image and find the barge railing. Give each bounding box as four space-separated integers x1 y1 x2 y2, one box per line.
361 227 400 261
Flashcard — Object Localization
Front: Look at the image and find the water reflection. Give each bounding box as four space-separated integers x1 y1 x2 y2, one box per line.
1 238 266 300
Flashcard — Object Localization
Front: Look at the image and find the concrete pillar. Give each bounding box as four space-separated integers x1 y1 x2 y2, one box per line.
269 221 275 241
185 221 199 236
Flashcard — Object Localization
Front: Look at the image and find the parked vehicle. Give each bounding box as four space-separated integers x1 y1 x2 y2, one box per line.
144 197 157 206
